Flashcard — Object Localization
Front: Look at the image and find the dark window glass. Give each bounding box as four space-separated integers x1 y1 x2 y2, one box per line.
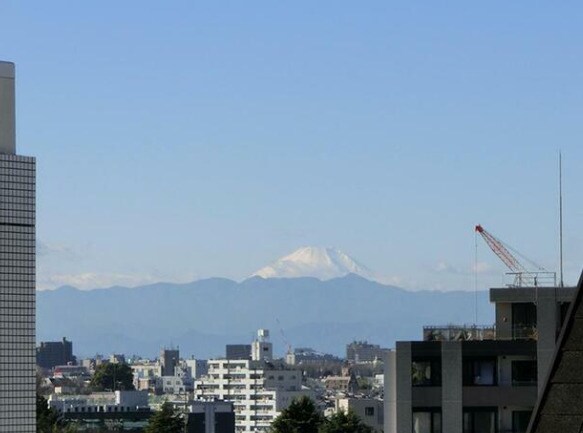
512 410 532 433
463 358 497 386
463 408 497 433
511 360 537 386
365 407 374 416
412 358 441 386
413 410 441 433
512 303 537 339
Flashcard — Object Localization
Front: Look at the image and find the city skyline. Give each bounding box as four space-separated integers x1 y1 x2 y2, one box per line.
1 2 582 291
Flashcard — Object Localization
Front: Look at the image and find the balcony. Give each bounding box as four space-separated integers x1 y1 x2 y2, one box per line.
423 325 496 342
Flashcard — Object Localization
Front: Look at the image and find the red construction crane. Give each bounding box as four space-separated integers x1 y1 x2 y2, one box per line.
475 224 555 287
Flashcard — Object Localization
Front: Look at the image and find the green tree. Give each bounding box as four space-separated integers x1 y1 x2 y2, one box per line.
90 362 135 391
37 394 78 433
145 402 184 433
271 396 323 433
319 410 374 433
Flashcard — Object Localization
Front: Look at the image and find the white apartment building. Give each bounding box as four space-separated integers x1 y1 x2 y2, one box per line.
194 359 313 433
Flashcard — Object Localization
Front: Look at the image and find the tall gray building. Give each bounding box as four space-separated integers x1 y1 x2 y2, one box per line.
385 284 574 433
0 61 36 432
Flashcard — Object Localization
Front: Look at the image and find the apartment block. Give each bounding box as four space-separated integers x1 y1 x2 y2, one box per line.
194 358 312 432
385 285 575 433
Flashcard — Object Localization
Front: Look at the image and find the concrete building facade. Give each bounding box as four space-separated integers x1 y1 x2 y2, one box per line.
161 348 180 376
0 60 36 432
186 400 235 433
385 286 575 433
37 337 75 369
194 359 311 433
347 341 386 363
335 397 384 432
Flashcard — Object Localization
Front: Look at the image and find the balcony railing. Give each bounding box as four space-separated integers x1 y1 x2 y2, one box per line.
423 325 496 341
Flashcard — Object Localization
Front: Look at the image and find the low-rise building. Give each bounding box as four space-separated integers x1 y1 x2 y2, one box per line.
37 338 75 370
335 397 384 432
185 400 236 433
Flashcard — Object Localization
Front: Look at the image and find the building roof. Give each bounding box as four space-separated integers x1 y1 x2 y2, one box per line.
527 271 583 433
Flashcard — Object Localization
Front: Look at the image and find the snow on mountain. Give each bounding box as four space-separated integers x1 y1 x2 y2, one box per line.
252 246 376 281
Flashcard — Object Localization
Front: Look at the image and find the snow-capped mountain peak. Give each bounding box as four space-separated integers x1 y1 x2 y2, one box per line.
252 246 375 281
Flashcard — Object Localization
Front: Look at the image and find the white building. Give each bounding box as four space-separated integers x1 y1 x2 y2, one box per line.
194 359 312 432
48 390 149 414
335 397 384 432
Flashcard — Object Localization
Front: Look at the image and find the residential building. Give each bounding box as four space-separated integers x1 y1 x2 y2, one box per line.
347 341 386 363
335 397 384 432
185 358 209 379
194 331 313 433
252 329 273 361
0 60 36 432
185 400 236 433
37 337 75 369
285 347 341 366
226 345 251 360
161 347 180 376
385 284 575 433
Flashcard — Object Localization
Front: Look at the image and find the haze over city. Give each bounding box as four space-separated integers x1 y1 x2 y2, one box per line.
1 2 582 291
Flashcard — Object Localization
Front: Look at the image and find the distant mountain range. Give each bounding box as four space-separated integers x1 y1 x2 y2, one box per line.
36 274 494 359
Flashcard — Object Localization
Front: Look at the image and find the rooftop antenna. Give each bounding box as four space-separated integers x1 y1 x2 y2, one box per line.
559 151 564 288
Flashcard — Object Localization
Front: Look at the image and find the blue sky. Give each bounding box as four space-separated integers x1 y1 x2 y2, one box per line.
1 2 582 290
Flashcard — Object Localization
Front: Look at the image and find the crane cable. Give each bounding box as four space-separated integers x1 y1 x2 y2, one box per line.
474 229 478 326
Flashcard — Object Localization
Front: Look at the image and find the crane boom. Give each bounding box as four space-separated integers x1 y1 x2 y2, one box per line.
474 224 556 287
475 225 526 273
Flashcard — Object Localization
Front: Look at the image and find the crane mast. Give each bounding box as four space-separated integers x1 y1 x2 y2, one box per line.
475 224 556 287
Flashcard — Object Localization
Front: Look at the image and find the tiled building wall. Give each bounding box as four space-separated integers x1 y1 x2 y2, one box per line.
0 154 36 432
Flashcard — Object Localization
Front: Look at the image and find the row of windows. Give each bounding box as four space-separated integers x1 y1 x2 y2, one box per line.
0 224 34 231
0 235 34 242
0 253 35 260
0 185 35 194
0 193 34 202
0 245 35 252
412 358 537 387
0 265 36 272
0 157 35 165
0 307 35 313
0 168 35 176
0 377 35 383
0 291 35 296
0 177 35 186
412 408 532 433
0 204 34 213
0 214 35 222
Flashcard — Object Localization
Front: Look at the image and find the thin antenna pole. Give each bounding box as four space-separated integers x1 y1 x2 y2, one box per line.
559 151 564 288
474 229 478 325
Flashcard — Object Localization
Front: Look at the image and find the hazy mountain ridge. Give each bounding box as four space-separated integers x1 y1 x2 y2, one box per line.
37 274 493 358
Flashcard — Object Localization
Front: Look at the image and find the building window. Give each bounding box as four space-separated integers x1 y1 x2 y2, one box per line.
511 360 537 386
512 410 532 433
463 408 497 433
463 358 496 386
412 358 441 386
365 407 374 416
413 410 441 433
512 303 537 339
